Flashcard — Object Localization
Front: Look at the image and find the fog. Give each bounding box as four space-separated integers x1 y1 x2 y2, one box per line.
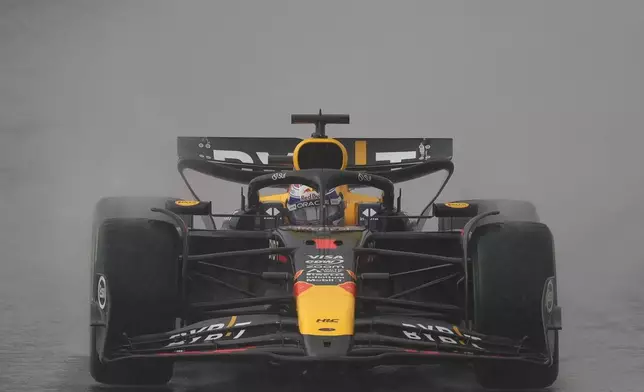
1 1 643 391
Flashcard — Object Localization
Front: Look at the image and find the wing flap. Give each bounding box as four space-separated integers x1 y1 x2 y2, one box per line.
178 137 452 168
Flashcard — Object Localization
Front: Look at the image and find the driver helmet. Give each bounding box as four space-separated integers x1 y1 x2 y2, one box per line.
286 184 345 226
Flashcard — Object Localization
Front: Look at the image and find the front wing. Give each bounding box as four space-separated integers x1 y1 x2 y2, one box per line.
105 314 551 367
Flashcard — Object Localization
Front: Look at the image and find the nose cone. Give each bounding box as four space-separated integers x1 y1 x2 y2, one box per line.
295 283 356 356
295 283 356 336
276 228 364 357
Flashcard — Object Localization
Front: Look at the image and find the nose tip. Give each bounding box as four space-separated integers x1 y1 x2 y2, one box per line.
303 335 352 357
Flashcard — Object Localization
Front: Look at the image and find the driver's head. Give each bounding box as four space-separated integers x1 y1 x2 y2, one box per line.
286 185 345 226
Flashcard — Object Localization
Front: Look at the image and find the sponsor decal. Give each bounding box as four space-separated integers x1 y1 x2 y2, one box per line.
305 255 344 265
375 151 416 163
300 187 317 200
300 193 316 201
401 322 483 350
271 172 286 180
206 145 297 166
175 200 200 207
303 256 346 283
268 239 279 261
97 275 107 310
445 202 469 208
306 255 344 259
289 200 316 211
290 186 339 200
306 260 344 273
287 198 342 211
418 142 432 160
545 279 555 313
357 172 372 182
305 274 345 283
319 328 336 332
317 319 339 323
306 268 344 275
306 269 344 277
306 267 343 271
211 148 273 165
165 316 251 348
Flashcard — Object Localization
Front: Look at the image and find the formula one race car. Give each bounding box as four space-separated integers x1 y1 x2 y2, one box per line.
89 112 562 390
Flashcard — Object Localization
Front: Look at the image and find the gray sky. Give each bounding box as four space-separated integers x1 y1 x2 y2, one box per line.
1 1 643 390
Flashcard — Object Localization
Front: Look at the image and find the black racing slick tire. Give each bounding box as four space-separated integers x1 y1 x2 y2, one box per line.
470 221 559 390
90 197 183 385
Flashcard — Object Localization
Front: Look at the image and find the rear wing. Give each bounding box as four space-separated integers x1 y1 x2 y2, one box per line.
177 136 453 184
178 136 452 166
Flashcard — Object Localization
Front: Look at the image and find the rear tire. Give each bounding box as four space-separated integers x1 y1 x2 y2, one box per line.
90 197 182 385
471 221 559 390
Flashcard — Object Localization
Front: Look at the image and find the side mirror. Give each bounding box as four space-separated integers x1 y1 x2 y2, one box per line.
165 199 212 216
433 201 478 218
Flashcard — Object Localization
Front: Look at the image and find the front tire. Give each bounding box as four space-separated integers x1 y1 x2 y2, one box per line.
90 197 182 385
471 221 559 390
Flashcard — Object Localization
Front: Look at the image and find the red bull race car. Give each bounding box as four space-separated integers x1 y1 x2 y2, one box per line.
89 112 562 389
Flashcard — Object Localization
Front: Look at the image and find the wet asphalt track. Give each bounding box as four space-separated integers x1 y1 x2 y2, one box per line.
3 1 644 391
